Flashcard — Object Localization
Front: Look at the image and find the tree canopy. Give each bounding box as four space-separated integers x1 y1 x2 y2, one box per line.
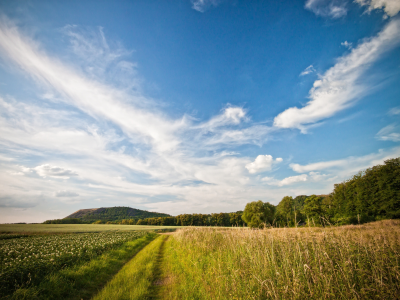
242 200 275 228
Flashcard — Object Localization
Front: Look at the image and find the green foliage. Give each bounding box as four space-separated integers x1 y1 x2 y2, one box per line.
303 195 326 225
43 218 84 224
64 206 171 223
272 158 400 227
275 196 294 226
135 212 245 227
242 200 275 228
328 157 400 225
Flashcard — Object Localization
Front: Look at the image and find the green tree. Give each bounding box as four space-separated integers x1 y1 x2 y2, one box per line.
275 196 294 226
242 200 275 228
303 195 325 225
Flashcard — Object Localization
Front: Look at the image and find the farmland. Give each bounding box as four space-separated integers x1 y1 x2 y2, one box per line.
0 224 179 233
0 230 155 298
2 220 399 299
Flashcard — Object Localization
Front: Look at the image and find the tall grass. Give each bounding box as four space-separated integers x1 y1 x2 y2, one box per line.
161 220 400 299
93 234 168 300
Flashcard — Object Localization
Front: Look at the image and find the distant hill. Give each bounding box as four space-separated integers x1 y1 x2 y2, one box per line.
65 206 171 222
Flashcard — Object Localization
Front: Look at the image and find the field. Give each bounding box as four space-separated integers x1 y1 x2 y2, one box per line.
1 220 400 299
0 224 180 233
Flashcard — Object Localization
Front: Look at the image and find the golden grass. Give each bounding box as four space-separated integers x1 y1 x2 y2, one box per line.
160 220 400 299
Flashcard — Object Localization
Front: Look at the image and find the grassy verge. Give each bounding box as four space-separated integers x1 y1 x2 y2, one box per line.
93 234 168 300
8 233 157 300
160 220 400 299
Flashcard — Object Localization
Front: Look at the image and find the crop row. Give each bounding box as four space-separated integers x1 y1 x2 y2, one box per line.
0 231 147 296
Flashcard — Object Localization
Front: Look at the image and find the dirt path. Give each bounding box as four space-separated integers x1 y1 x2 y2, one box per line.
147 235 170 299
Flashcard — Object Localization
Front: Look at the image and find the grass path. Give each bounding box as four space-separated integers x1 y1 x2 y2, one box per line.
146 234 170 299
92 234 169 300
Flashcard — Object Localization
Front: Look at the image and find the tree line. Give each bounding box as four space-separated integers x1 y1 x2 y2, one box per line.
272 157 400 227
44 158 399 228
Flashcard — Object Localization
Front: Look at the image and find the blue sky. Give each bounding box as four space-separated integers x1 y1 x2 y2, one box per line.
0 0 399 223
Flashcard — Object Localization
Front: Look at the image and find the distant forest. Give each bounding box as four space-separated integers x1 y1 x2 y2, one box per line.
44 157 399 227
44 207 170 224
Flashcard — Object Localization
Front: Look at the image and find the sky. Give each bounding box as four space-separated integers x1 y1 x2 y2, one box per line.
0 0 399 223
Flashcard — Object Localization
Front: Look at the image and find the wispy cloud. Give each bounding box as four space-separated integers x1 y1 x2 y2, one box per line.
274 19 400 130
290 147 400 173
341 41 352 49
191 0 223 12
0 16 280 216
300 65 316 76
389 106 400 115
355 0 400 18
305 0 348 18
376 124 400 142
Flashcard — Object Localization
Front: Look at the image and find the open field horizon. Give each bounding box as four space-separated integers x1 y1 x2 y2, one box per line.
0 224 180 233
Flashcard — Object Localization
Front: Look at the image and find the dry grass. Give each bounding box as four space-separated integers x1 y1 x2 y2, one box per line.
161 220 400 299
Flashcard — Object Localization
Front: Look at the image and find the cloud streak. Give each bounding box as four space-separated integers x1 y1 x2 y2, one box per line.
263 174 308 186
300 65 316 76
355 0 400 18
305 0 347 18
274 19 400 130
191 0 223 12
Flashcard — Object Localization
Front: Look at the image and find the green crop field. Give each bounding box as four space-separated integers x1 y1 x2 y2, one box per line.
0 223 180 233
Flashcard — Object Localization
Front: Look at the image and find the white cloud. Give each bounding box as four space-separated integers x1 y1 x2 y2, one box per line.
191 0 223 12
341 41 352 49
274 19 400 130
355 0 400 17
0 17 181 153
300 65 316 76
0 19 280 218
245 155 283 174
263 174 308 186
305 0 348 18
309 171 328 181
389 106 400 115
56 190 79 197
376 124 400 142
35 164 78 179
197 106 247 132
290 147 400 173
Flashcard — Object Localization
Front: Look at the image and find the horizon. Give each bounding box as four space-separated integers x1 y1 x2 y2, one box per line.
0 0 399 223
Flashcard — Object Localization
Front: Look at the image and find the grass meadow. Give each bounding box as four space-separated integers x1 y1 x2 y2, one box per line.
159 220 400 299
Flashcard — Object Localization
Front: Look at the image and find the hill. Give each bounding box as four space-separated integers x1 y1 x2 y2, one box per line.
65 206 171 222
